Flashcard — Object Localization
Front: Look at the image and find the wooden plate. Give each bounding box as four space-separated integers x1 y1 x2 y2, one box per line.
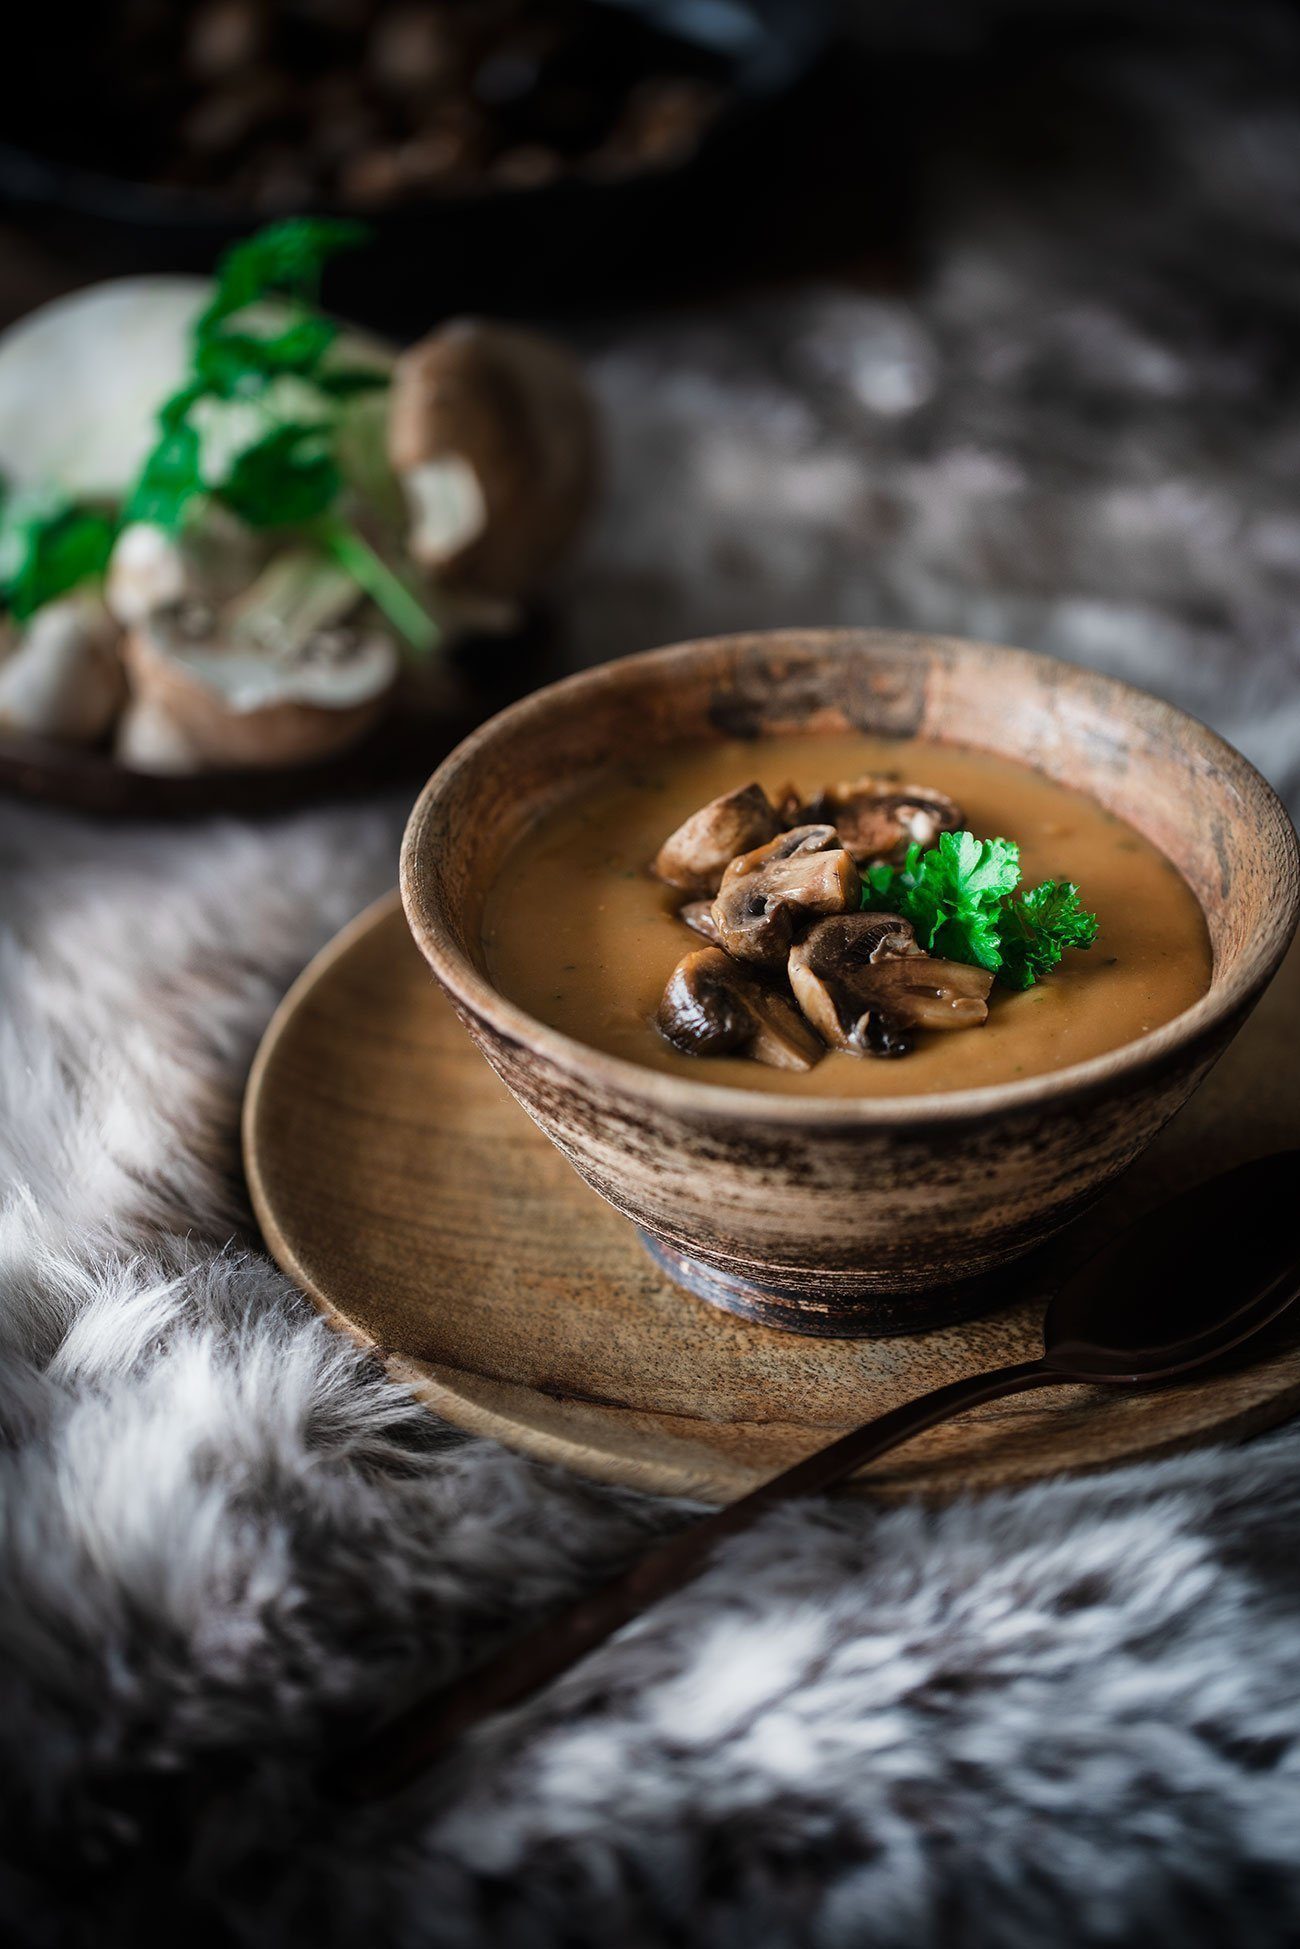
0 717 441 819
243 895 1300 1503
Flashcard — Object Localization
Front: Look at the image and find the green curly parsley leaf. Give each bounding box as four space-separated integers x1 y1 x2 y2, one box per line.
998 879 1100 989
863 830 1098 988
196 218 371 336
191 317 337 397
0 488 117 621
865 830 1021 972
221 424 341 528
129 223 377 536
123 220 434 656
125 424 204 531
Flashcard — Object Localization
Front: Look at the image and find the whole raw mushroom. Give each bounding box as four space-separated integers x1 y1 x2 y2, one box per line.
0 596 125 744
0 277 393 500
388 320 598 604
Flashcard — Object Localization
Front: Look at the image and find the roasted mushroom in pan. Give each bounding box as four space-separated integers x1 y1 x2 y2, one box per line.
657 948 824 1072
788 913 993 1059
712 825 861 968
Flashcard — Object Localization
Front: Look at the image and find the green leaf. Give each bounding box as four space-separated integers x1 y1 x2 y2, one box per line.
194 316 341 397
0 490 117 620
865 829 1019 971
218 423 340 528
125 422 204 531
998 880 1100 990
196 219 371 336
314 515 440 658
120 220 442 656
128 221 382 545
158 381 208 430
862 829 1098 988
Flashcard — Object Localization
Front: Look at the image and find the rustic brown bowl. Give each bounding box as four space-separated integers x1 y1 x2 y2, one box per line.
401 629 1299 1337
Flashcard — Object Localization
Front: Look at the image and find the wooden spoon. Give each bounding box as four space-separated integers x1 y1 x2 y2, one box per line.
335 1151 1300 1801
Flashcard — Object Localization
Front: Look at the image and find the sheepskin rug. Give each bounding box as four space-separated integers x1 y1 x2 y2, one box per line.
3 6 1300 1943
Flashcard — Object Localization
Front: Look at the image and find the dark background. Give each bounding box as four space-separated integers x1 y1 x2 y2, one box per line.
5 1 1296 331
1 0 1297 808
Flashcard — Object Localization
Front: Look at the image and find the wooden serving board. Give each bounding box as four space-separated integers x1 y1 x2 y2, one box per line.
0 623 549 818
243 894 1300 1503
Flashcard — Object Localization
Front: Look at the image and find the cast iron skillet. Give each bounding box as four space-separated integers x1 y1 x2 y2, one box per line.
0 0 832 330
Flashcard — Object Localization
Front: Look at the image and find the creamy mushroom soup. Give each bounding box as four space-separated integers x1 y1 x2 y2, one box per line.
482 734 1212 1098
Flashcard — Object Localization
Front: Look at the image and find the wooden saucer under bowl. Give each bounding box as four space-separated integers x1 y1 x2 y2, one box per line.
243 894 1300 1504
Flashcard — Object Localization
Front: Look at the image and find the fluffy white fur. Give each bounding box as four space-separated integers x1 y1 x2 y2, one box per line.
4 6 1300 1941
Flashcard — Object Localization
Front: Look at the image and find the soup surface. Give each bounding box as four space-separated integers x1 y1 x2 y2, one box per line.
482 734 1212 1097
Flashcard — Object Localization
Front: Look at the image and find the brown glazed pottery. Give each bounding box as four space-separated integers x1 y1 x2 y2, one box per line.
400 629 1299 1336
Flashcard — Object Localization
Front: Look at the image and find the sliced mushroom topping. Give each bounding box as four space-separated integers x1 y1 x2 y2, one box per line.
678 899 722 945
651 782 782 897
656 948 823 1071
789 913 993 1058
783 775 962 863
712 825 861 968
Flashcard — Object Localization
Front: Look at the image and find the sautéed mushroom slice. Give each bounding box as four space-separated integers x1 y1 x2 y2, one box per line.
789 914 993 1060
657 948 824 1072
781 775 962 864
678 899 722 945
651 782 783 896
712 825 860 968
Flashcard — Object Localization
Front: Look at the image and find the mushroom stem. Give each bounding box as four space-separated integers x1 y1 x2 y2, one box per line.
0 595 125 744
227 547 361 654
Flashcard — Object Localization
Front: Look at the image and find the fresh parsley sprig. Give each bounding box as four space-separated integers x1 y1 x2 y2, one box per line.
0 486 117 622
863 829 1099 989
126 219 437 657
194 219 373 336
997 876 1102 988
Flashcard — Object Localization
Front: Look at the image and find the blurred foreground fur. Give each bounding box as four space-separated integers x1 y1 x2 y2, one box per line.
3 799 1300 1945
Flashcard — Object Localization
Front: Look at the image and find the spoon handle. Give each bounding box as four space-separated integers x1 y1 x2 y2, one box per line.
337 1355 1060 1802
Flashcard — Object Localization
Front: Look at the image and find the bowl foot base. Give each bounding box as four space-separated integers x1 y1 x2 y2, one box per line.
637 1232 1016 1339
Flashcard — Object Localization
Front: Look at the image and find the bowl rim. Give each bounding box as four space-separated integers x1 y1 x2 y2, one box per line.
401 628 1300 1128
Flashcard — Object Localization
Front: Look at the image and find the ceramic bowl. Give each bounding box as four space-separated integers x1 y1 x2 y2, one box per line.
401 629 1299 1337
